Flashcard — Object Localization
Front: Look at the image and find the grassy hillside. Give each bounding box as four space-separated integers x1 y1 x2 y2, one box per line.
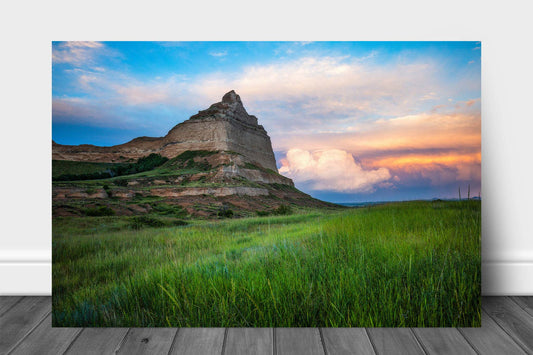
52 160 126 179
51 150 316 218
52 200 481 327
52 150 281 183
53 154 169 181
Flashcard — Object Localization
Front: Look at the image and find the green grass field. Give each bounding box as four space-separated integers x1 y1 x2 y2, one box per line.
52 200 480 327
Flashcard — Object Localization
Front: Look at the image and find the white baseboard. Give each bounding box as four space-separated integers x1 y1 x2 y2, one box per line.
0 262 51 295
1 259 531 296
481 261 533 295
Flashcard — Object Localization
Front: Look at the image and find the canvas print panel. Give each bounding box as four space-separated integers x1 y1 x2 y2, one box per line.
52 41 481 327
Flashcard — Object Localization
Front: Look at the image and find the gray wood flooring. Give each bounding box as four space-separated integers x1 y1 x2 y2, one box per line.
1 297 532 354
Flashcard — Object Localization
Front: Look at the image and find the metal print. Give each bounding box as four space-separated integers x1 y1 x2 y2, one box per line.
52 41 481 327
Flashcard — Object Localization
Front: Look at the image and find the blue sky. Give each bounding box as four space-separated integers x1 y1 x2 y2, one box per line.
52 41 481 203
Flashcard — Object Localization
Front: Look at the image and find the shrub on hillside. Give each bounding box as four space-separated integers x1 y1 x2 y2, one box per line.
150 203 187 217
170 220 188 227
273 204 292 215
218 208 234 218
84 206 115 217
113 179 128 187
135 153 169 171
129 216 165 230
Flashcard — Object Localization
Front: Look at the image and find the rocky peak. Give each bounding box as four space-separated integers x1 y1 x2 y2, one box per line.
222 90 242 105
191 90 258 126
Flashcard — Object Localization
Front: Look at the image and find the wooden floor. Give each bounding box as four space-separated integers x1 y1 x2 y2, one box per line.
0 297 532 354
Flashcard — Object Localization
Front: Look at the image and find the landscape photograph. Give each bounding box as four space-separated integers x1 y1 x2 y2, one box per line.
52 41 481 327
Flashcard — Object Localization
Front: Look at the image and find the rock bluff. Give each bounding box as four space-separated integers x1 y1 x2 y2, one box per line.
52 90 278 171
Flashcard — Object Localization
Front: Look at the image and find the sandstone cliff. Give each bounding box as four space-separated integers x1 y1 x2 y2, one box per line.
52 91 340 217
52 90 278 171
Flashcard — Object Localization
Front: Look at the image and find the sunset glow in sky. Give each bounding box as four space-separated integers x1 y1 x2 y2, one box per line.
52 41 481 202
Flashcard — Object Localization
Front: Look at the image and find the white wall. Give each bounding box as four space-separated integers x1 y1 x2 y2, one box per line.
1 0 532 295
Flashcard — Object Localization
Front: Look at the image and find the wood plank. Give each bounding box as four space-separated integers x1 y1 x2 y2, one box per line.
0 296 22 316
483 296 533 353
321 328 375 355
459 309 527 355
3 296 533 355
366 328 424 355
412 328 476 355
65 327 129 354
9 314 82 355
224 328 272 355
169 328 225 355
0 297 50 354
275 328 324 355
511 296 533 317
116 328 177 355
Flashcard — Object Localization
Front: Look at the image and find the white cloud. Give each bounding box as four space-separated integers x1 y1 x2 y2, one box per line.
54 54 458 129
279 149 391 193
209 50 228 57
115 83 174 105
184 56 449 135
53 53 480 152
52 41 107 66
420 92 438 101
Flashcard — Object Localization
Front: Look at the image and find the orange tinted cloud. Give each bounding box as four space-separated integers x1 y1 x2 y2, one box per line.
275 110 480 154
341 110 480 153
366 152 481 170
364 152 481 185
276 107 481 190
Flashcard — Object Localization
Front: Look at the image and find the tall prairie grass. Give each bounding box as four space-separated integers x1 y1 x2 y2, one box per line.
52 200 480 327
